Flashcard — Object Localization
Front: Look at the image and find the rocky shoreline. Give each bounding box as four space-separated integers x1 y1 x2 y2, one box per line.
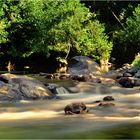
0 56 140 118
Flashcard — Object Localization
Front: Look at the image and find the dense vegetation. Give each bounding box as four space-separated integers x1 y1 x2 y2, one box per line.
0 0 140 70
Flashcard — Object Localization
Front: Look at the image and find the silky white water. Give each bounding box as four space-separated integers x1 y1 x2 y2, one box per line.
0 84 140 139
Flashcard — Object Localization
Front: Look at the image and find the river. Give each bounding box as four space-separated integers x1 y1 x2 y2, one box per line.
0 78 140 139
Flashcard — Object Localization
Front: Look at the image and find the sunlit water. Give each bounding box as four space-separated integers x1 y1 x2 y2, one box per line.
0 81 140 139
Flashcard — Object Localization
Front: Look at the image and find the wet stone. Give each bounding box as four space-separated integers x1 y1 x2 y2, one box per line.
135 71 140 78
126 67 138 75
123 72 133 77
118 77 134 88
103 96 115 101
64 102 88 115
93 100 102 103
71 75 86 82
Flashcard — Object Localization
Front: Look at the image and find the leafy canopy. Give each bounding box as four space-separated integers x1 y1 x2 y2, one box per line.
26 0 112 60
0 0 112 61
113 5 140 64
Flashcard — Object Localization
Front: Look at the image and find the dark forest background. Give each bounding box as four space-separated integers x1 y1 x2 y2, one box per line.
0 0 140 72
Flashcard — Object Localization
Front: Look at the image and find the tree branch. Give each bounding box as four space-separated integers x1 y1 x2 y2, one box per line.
108 6 125 29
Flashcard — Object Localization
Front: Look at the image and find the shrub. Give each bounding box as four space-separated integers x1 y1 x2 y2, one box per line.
132 53 140 67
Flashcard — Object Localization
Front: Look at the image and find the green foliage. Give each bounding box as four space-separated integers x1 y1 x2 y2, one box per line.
85 20 112 60
112 4 140 64
116 5 140 44
132 53 140 68
26 0 112 60
0 1 10 44
0 0 28 56
0 0 39 58
0 0 113 61
126 5 140 44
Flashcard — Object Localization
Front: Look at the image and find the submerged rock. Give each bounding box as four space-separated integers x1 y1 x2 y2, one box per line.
45 74 54 79
98 102 115 107
67 87 80 93
64 102 88 115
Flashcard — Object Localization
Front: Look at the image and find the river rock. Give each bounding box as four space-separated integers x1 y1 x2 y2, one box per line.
126 67 138 75
0 83 22 101
19 79 54 99
135 70 140 78
0 81 6 87
116 63 131 73
129 77 140 86
45 74 54 79
123 72 133 77
0 74 55 101
100 78 116 86
64 102 88 115
103 96 115 101
118 77 134 88
116 73 123 79
39 73 54 79
56 87 69 94
134 79 140 86
86 75 101 83
53 73 60 80
7 88 23 101
59 74 70 80
70 75 86 82
68 56 100 75
48 84 79 94
47 85 57 94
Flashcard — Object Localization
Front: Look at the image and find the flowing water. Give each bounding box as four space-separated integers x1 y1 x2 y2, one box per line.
0 79 140 139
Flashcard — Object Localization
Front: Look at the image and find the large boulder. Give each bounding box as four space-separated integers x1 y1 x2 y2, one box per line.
68 56 100 75
0 74 55 101
19 79 54 100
